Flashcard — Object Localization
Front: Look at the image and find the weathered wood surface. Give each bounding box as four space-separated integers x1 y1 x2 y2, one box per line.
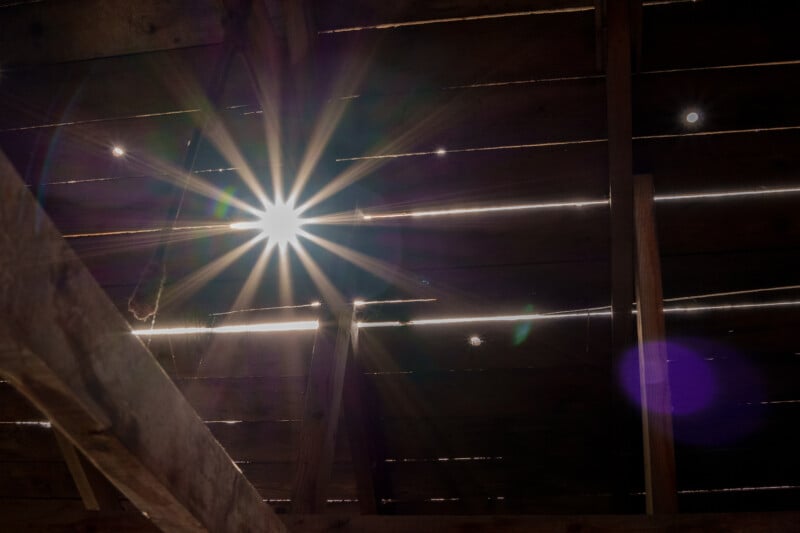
0 150 285 532
0 0 226 65
54 428 122 511
633 174 677 513
292 312 355 513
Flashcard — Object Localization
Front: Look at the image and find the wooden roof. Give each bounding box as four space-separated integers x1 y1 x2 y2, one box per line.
1 0 799 530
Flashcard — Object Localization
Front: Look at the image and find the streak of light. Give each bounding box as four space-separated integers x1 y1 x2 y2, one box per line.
632 485 800 496
663 284 800 303
222 240 278 317
356 300 800 328
335 125 800 164
644 59 800 76
361 200 608 220
288 54 370 206
319 7 595 34
354 298 437 306
210 301 320 317
0 421 51 427
298 230 440 296
63 224 232 239
158 234 264 309
202 117 271 209
132 320 319 336
663 300 800 314
358 185 800 222
334 138 605 162
278 241 295 306
292 241 346 309
655 186 800 202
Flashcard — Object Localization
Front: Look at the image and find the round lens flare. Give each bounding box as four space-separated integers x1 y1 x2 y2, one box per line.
230 202 305 248
685 111 700 124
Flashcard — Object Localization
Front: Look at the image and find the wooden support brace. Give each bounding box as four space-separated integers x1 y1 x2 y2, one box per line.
0 151 285 533
54 429 122 512
633 174 678 514
292 310 355 513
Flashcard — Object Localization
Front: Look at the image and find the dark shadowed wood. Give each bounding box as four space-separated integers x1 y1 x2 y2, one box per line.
633 174 677 514
54 429 122 511
0 0 225 65
342 325 384 513
283 512 800 533
0 499 159 531
292 311 355 513
0 151 285 532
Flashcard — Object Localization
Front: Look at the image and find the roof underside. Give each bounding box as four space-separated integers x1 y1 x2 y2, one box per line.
1 0 799 527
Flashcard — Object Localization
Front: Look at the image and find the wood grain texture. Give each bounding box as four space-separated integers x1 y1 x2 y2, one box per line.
0 150 285 532
633 174 677 514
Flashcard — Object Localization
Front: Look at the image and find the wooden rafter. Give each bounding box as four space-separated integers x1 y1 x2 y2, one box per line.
0 150 285 532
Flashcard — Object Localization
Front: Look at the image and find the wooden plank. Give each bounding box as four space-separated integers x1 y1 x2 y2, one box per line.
283 512 800 533
318 11 597 94
176 376 307 422
0 0 225 65
311 0 593 30
54 429 122 511
291 311 355 513
0 151 285 532
633 174 677 514
370 368 609 419
642 0 800 71
0 499 159 531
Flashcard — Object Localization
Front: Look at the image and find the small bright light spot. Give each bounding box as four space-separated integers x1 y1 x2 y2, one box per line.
685 111 700 124
353 299 366 307
310 301 322 307
469 335 483 347
111 146 125 157
230 201 304 248
436 147 447 156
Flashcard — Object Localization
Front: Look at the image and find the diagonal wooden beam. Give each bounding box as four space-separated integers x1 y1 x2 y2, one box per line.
0 150 286 532
54 429 123 512
633 174 677 514
291 309 355 513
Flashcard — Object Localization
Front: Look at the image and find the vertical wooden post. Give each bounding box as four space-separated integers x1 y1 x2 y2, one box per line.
605 0 636 512
342 322 384 514
633 174 678 514
292 309 354 513
607 0 635 378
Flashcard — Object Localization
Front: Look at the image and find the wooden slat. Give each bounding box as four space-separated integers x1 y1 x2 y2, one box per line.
0 151 285 532
283 512 800 533
176 376 307 422
311 0 593 30
318 12 597 94
633 174 677 514
0 499 158 531
0 0 225 65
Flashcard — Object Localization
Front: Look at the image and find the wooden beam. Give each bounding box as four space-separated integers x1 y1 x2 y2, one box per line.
342 325 385 514
282 512 800 533
291 310 355 513
54 429 122 512
633 174 677 514
0 151 286 532
606 0 635 388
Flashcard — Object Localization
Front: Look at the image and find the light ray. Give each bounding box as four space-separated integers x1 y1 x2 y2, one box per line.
133 320 319 336
159 234 264 309
278 244 295 306
361 199 609 220
298 230 438 297
292 241 346 309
